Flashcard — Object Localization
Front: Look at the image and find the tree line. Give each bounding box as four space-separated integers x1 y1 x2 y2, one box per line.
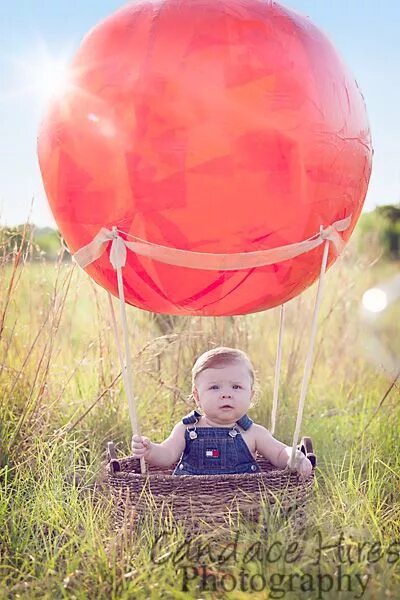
1 204 399 262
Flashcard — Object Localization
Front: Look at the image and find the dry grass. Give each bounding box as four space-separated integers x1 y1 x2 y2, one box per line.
0 226 399 598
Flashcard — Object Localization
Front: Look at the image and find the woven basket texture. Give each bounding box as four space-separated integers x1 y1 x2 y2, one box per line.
107 455 314 529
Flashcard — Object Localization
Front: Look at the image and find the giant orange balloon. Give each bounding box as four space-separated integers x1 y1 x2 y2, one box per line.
38 0 372 316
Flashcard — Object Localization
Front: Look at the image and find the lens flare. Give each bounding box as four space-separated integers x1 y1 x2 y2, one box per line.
362 288 388 313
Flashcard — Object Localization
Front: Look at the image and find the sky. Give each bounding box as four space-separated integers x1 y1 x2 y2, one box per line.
1 0 399 228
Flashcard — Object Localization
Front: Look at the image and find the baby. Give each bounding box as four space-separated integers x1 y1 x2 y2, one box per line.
132 347 313 478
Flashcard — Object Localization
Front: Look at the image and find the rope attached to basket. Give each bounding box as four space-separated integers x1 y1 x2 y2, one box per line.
271 304 285 435
288 236 330 469
106 227 146 474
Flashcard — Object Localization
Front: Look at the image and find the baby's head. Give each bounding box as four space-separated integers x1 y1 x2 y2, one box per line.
191 347 255 424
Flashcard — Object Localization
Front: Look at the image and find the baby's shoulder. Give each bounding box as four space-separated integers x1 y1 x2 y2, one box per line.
170 420 187 437
172 419 187 430
246 422 272 439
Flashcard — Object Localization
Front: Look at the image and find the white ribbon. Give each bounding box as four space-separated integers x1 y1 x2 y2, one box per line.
73 216 352 271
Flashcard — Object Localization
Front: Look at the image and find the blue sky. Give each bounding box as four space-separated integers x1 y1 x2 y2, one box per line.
1 0 399 227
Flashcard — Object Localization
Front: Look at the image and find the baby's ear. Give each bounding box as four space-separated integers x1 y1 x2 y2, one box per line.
192 387 199 403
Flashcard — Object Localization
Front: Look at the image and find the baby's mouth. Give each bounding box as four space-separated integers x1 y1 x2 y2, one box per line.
220 404 233 409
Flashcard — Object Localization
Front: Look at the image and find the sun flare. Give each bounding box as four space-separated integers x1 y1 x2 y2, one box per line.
12 41 73 111
32 58 71 103
26 53 72 111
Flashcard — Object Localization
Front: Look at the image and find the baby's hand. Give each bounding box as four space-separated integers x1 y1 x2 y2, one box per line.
289 450 313 479
131 434 152 460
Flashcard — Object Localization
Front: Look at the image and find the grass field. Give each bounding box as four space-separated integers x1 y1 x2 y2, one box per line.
0 234 399 599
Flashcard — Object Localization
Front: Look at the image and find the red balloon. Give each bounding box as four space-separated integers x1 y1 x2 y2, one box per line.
38 0 372 316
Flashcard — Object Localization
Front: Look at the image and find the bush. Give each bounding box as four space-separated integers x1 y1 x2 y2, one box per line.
0 225 64 262
356 204 400 259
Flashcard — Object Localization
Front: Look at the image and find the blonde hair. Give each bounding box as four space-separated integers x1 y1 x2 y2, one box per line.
191 346 255 388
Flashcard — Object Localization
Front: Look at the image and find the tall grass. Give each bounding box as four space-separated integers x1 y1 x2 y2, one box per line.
0 227 399 598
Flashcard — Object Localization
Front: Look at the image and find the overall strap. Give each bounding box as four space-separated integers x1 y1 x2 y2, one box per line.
236 414 253 431
182 410 202 425
182 410 253 429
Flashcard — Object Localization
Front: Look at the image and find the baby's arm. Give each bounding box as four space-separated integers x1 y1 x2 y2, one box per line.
253 424 312 477
131 422 186 468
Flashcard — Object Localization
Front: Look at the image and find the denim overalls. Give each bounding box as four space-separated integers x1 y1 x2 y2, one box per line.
173 410 261 476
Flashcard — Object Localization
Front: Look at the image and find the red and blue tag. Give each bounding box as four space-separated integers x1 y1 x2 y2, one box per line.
206 449 220 458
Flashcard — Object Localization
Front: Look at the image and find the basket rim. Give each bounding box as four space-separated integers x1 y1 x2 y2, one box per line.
106 437 316 485
107 467 314 483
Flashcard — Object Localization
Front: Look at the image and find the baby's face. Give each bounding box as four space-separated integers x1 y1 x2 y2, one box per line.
193 361 254 425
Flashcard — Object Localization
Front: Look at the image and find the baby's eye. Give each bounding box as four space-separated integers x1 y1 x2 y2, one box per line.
209 384 219 390
232 384 242 389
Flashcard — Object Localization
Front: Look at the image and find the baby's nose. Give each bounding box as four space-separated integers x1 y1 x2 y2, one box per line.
221 390 232 398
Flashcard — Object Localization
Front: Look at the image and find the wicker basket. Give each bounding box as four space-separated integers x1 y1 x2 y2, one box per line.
107 437 316 530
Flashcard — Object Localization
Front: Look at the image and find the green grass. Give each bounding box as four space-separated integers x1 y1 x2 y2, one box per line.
0 233 399 598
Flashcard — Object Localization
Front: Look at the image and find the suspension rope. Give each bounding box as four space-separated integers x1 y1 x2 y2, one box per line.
107 293 126 385
271 304 285 435
107 228 146 474
288 238 330 469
